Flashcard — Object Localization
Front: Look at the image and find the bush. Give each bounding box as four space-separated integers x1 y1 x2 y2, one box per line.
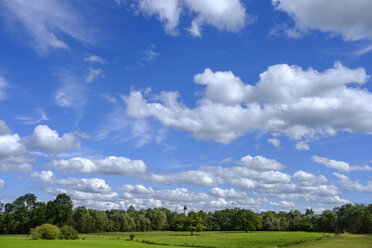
30 224 61 240
60 225 79 240
129 234 135 240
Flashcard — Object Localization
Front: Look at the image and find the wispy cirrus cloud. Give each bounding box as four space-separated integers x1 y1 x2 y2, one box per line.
312 155 372 172
0 0 95 54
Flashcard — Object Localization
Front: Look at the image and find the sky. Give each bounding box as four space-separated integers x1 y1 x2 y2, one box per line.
0 0 371 213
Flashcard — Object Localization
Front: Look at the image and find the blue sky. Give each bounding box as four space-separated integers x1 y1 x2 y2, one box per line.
0 0 371 213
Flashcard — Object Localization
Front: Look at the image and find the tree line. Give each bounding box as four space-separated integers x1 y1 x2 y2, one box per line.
0 193 371 234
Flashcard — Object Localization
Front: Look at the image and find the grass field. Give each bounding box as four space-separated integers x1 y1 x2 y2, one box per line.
0 231 371 248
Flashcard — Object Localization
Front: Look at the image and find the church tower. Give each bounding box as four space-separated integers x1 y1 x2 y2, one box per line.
184 205 188 216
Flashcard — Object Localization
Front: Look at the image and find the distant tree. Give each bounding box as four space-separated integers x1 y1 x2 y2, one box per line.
318 210 337 233
146 209 167 231
262 211 280 231
234 209 262 232
186 212 206 235
305 209 314 215
136 214 151 231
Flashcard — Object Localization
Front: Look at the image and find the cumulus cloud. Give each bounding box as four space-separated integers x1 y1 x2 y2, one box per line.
239 155 285 171
0 131 33 172
33 171 120 209
23 125 80 154
139 154 347 206
31 170 113 193
268 138 281 148
293 170 328 186
333 173 372 193
269 200 296 209
0 0 94 53
210 187 246 199
312 155 372 172
295 141 310 151
119 184 267 211
272 0 372 41
123 62 369 146
136 0 182 35
36 154 348 210
134 0 248 37
47 156 147 175
144 170 223 186
46 187 119 202
0 120 10 136
185 0 248 37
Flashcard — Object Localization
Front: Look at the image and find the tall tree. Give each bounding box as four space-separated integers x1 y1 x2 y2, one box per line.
47 193 73 227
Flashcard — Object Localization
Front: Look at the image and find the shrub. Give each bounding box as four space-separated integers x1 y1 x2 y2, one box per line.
129 234 135 240
60 225 79 240
30 224 61 240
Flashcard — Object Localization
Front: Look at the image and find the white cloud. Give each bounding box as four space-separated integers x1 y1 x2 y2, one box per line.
269 200 296 209
0 120 10 136
101 93 117 104
86 68 103 83
47 156 147 175
240 155 285 171
54 70 87 109
124 62 369 146
0 0 94 53
139 154 346 206
23 125 80 154
84 55 106 64
15 109 49 125
295 141 310 151
268 138 281 148
333 173 372 193
32 170 113 193
185 0 248 37
312 155 350 172
0 133 32 172
142 44 160 61
37 152 350 210
134 0 248 37
34 171 120 209
136 0 182 35
272 0 372 41
312 155 372 172
210 187 246 199
0 179 4 189
293 170 328 186
46 187 119 202
144 170 223 186
0 76 8 100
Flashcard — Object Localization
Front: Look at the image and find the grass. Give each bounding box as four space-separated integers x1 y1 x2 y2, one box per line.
0 231 371 248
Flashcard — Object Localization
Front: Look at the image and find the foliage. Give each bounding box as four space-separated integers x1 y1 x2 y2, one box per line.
130 233 135 240
0 193 371 235
60 225 79 239
186 211 206 235
30 224 61 240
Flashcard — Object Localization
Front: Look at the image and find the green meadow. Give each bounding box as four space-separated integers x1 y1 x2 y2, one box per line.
1 231 371 248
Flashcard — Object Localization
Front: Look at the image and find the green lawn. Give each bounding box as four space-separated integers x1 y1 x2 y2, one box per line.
0 232 371 248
